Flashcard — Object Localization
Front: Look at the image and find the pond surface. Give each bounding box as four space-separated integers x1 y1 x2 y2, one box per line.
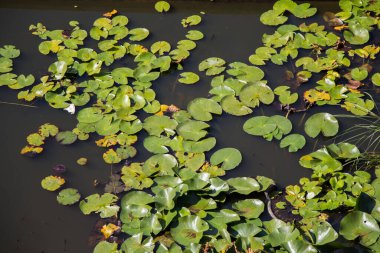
0 0 366 252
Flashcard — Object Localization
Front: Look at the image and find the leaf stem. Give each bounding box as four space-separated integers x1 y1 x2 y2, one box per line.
0 101 37 108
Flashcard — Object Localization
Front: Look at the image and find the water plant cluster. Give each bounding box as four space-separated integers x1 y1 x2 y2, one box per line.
1 0 380 252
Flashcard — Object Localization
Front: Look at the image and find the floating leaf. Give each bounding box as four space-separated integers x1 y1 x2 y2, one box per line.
41 175 65 191
76 157 88 165
239 83 274 108
26 133 45 146
0 45 20 58
57 188 81 205
232 199 264 219
151 41 171 55
79 193 119 218
351 67 368 81
280 134 306 152
48 61 67 80
372 73 380 86
155 1 170 13
186 30 204 41
227 177 260 195
210 148 242 170
77 107 103 123
181 15 202 27
304 113 339 138
177 120 209 141
121 233 155 253
93 241 119 253
103 149 122 164
187 98 222 121
340 211 380 247
170 215 209 246
178 72 199 84
221 95 252 116
129 28 149 41
198 57 225 76
55 131 77 145
143 115 178 137
310 221 338 245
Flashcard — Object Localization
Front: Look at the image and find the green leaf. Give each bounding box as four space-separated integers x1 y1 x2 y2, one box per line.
93 241 120 253
181 15 202 27
79 193 119 218
186 30 204 41
143 115 178 137
344 23 370 45
0 45 20 58
227 177 260 195
0 73 17 86
103 149 122 164
232 199 264 219
187 98 222 121
178 72 200 84
155 1 170 13
177 120 209 141
27 133 45 146
280 134 306 152
0 57 12 73
151 41 171 55
129 28 150 41
198 57 226 76
372 73 380 86
183 137 216 153
210 148 242 170
57 188 81 205
239 83 274 107
340 211 380 247
274 86 298 105
260 10 288 26
121 234 155 253
48 61 67 80
310 221 338 245
283 239 317 253
304 113 339 138
41 175 65 191
299 147 342 173
8 74 35 89
77 107 103 123
351 67 368 81
221 95 252 116
143 154 178 176
170 215 209 246
327 142 360 159
243 116 276 136
143 136 170 154
55 131 77 145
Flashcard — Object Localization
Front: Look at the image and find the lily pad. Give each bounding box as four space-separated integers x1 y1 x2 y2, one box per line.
227 177 260 195
232 199 265 219
178 72 199 84
155 1 170 13
41 175 65 191
170 215 209 246
280 134 306 152
198 57 226 76
304 113 339 138
129 28 149 41
372 73 380 86
210 148 242 170
187 98 222 121
186 30 204 41
55 131 77 145
57 188 81 205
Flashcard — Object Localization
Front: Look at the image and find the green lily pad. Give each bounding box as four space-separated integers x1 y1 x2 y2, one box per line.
344 23 370 45
260 10 288 26
48 61 67 80
181 15 202 27
199 57 226 76
8 74 35 89
243 116 276 136
79 193 119 218
143 115 178 137
143 136 170 154
129 28 150 41
0 73 17 86
178 72 199 84
351 67 368 81
41 175 65 191
57 188 81 205
150 41 171 55
55 131 77 145
77 107 103 123
0 45 20 58
177 120 209 141
121 234 155 253
143 154 178 176
170 215 209 246
280 134 306 152
93 241 120 253
232 199 264 219
304 113 339 138
239 83 274 107
221 95 252 116
155 1 170 13
227 177 260 195
372 73 380 86
0 57 12 73
340 211 380 247
186 30 204 41
210 148 242 170
310 221 338 245
187 98 222 121
274 86 298 105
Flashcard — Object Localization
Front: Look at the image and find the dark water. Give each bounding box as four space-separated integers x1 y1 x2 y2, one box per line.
0 0 369 252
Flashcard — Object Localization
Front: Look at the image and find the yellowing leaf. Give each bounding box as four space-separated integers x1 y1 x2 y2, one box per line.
103 149 122 164
103 9 118 18
100 223 120 239
41 175 65 191
20 145 43 155
304 89 331 103
26 133 45 146
95 135 118 147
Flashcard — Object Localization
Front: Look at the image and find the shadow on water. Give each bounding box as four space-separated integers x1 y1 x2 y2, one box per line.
0 0 373 252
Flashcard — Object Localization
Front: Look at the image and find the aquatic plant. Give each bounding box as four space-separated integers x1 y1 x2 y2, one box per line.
1 0 380 252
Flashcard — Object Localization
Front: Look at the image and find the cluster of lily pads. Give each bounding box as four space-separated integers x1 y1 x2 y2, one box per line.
1 0 380 252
